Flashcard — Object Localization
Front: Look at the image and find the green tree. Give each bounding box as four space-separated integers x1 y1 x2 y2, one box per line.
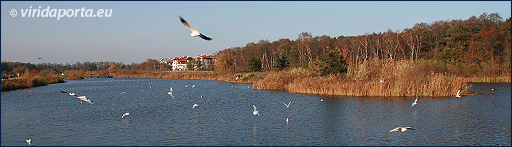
248 57 262 72
316 49 347 76
187 59 204 71
274 50 290 70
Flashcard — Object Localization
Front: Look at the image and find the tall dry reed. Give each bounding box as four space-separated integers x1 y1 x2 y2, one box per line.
112 71 265 84
1 74 65 91
256 59 470 97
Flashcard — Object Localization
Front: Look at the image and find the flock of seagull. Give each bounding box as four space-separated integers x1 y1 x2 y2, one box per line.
389 89 463 133
253 100 292 125
23 15 470 145
27 82 461 145
253 101 292 125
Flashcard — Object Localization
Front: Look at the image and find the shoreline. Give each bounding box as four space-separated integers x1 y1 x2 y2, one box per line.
2 70 509 97
1 74 65 92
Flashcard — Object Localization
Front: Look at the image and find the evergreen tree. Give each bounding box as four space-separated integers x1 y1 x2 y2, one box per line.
248 57 262 72
274 50 290 70
316 49 347 76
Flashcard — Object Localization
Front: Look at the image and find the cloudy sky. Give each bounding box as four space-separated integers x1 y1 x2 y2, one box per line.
2 1 510 64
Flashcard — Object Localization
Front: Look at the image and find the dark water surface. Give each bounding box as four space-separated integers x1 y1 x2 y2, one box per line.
2 78 510 146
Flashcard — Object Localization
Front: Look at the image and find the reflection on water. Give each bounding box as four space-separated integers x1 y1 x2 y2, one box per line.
1 79 510 146
253 126 257 145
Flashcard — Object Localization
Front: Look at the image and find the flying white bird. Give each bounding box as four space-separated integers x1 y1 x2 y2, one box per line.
253 105 259 116
192 103 198 109
60 91 93 104
411 97 418 107
26 139 31 145
389 127 415 132
320 99 324 102
281 101 291 108
456 90 461 98
122 112 129 118
177 15 212 41
168 87 174 100
286 118 289 124
192 85 195 88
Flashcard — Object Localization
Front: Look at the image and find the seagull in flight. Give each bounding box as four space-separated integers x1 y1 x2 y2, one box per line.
60 91 93 104
456 90 461 98
192 103 198 109
168 87 174 100
286 118 289 124
281 101 291 108
122 112 129 118
177 15 212 41
411 97 418 107
253 105 260 116
26 139 31 145
389 127 415 132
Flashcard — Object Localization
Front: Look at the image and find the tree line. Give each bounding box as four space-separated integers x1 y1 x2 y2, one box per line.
215 13 510 77
2 13 510 78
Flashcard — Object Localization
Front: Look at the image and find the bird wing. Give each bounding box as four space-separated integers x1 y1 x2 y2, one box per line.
198 33 212 40
76 96 92 104
177 15 198 33
253 105 257 111
389 127 400 132
414 98 418 103
60 91 69 93
76 96 87 101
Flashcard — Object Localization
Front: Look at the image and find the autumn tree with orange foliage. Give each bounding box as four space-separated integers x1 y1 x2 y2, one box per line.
108 64 117 73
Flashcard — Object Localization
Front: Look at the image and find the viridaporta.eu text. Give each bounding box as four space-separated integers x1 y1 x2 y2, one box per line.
10 6 113 20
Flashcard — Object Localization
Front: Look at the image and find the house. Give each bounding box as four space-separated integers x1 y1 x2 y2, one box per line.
194 55 216 70
169 55 216 71
171 56 192 71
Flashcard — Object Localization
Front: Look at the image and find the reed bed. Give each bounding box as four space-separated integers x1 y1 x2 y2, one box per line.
112 71 264 84
255 59 471 97
1 74 65 91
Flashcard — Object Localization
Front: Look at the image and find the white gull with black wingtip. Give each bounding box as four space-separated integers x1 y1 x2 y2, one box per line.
177 15 212 41
60 91 93 104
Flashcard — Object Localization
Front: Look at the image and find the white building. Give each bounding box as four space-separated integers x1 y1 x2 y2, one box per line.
194 55 215 70
171 56 192 71
170 55 216 71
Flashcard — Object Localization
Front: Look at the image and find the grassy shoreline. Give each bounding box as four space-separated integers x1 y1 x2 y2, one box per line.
3 63 509 97
253 59 509 97
1 74 65 91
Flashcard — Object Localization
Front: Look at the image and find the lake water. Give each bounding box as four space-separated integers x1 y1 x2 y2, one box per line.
1 78 510 146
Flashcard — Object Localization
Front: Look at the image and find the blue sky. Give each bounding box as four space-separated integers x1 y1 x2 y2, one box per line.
1 1 510 64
